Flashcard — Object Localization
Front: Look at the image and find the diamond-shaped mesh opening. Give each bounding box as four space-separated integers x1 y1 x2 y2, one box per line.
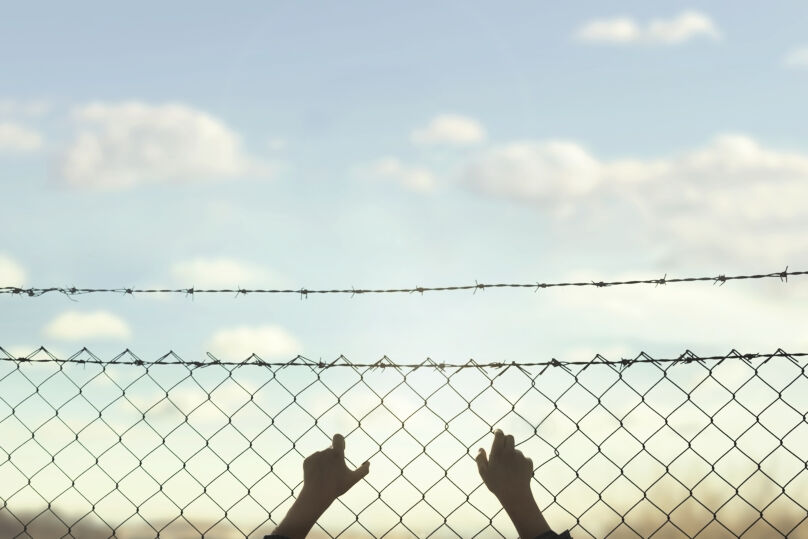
0 350 805 538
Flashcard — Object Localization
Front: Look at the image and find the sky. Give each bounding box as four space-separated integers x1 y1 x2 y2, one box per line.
2 1 808 363
2 2 808 536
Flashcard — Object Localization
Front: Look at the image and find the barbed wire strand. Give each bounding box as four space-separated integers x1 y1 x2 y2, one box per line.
1 348 805 370
0 266 803 299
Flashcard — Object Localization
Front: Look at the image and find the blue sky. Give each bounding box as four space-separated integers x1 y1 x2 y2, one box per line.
2 1 808 363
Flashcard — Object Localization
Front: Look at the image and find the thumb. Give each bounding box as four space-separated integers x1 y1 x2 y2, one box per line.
332 433 345 458
475 448 488 479
347 460 370 487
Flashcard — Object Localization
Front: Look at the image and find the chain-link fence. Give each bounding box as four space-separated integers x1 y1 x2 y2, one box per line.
1 348 807 538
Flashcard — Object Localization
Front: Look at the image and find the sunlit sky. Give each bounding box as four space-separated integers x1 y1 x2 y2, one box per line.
2 0 808 363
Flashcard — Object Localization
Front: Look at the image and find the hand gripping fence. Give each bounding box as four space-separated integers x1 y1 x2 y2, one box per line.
1 349 807 538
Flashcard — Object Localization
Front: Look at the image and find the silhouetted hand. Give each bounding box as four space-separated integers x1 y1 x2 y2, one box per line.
271 434 369 539
476 429 533 502
302 433 370 506
476 429 551 538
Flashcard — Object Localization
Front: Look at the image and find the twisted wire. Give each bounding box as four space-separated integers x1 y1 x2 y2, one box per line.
0 266 803 299
1 348 807 370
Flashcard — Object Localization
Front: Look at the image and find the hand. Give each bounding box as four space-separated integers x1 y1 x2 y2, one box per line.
476 429 533 504
301 433 370 508
476 429 551 538
271 434 369 539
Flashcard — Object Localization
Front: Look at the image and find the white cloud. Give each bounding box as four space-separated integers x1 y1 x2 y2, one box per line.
0 254 26 286
646 11 721 44
59 102 267 188
575 16 640 44
459 134 808 264
547 270 808 352
411 114 486 146
461 140 602 204
129 381 261 423
43 311 132 341
0 122 43 152
576 11 720 45
784 47 808 68
366 156 436 193
171 257 280 288
206 325 301 360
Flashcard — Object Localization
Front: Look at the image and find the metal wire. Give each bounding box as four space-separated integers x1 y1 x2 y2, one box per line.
2 348 807 370
0 266 803 299
1 348 807 538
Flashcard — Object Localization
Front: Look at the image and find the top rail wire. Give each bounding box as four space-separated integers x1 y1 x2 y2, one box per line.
0 266 803 299
2 347 807 370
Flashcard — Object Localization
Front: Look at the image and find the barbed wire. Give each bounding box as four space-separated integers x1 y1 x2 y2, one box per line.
0 266 803 299
2 347 806 371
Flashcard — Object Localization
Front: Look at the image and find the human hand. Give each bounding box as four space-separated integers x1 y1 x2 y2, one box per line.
301 433 370 509
476 429 533 504
271 434 369 539
476 429 551 538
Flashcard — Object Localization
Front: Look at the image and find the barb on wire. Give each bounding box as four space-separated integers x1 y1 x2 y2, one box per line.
1 348 805 369
0 266 804 299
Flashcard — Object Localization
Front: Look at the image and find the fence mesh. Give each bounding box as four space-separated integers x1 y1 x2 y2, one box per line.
1 348 807 538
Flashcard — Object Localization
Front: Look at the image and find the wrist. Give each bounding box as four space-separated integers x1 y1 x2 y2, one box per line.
272 488 333 539
498 488 551 539
495 484 533 511
295 485 334 517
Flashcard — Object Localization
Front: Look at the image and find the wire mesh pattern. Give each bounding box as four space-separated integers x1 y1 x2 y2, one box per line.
1 348 807 538
0 266 803 298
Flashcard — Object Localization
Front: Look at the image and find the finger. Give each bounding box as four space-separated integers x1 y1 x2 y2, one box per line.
347 460 370 487
475 448 489 479
525 457 534 475
490 429 505 458
332 433 345 458
504 434 515 452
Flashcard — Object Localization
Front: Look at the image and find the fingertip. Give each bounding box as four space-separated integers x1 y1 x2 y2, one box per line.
357 460 370 478
491 429 505 455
